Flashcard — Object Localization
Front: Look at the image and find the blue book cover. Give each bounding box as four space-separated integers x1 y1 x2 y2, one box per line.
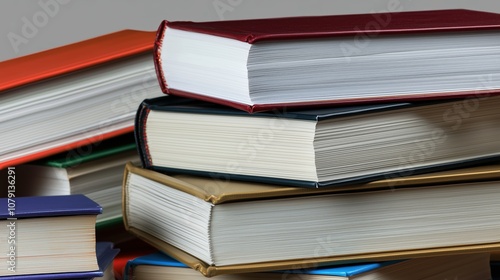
124 251 491 279
124 251 396 279
0 194 102 219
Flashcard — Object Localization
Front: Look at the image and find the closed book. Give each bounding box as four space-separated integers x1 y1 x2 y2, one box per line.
4 133 139 227
123 251 491 280
154 9 500 113
0 29 160 169
0 194 102 277
122 162 500 277
0 242 119 280
136 95 500 188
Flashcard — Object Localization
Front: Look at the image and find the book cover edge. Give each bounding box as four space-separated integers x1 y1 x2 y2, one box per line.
125 225 500 277
0 29 156 92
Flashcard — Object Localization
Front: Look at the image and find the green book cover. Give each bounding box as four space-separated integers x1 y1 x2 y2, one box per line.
96 216 124 229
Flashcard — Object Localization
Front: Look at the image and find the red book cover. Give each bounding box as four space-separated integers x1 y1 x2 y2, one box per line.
0 30 156 169
112 239 157 280
1 30 156 92
154 9 500 113
164 9 500 43
0 128 133 170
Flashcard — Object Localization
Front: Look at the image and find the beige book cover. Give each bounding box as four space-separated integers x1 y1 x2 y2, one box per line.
122 162 500 277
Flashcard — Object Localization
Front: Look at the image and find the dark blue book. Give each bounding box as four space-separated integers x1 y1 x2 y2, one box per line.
0 195 103 278
135 95 500 188
0 242 119 280
123 251 491 279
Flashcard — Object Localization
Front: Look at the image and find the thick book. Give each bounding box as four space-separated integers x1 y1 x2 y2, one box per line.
3 133 139 227
154 9 500 113
123 251 491 280
0 194 102 277
0 29 161 170
0 242 119 280
122 162 500 277
135 95 500 188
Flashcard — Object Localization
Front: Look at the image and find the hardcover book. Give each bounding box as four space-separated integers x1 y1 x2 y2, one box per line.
0 195 102 277
123 251 491 280
0 242 119 280
0 29 161 169
122 162 500 277
135 95 500 188
5 133 139 227
154 9 500 112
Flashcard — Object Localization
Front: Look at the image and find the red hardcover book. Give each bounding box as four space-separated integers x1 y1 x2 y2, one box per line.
154 9 500 113
0 30 159 170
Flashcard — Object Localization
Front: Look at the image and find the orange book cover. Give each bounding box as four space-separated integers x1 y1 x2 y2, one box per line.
1 30 155 92
0 30 156 170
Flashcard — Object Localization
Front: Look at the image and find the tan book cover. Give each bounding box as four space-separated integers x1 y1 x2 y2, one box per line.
122 162 500 277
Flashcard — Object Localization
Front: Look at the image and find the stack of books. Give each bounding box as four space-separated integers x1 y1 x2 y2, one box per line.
0 29 160 169
0 28 162 233
122 9 500 279
0 29 162 278
6 134 138 228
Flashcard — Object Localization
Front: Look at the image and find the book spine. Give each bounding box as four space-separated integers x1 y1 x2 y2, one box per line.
154 20 169 94
134 101 153 168
121 162 133 234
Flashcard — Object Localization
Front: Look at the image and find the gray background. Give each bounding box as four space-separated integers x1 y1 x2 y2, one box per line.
1 0 499 62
